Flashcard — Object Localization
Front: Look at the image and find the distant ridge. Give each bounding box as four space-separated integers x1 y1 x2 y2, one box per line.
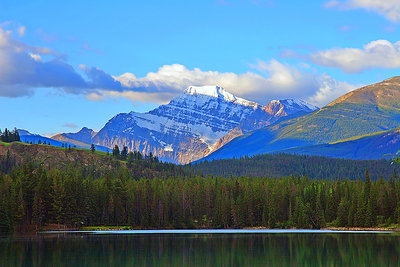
52 127 97 147
19 129 109 152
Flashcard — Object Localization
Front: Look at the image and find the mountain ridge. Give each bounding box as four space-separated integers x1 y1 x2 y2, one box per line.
55 85 317 164
203 76 400 161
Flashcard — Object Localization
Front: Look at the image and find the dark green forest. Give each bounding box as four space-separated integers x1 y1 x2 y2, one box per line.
0 128 20 143
1 154 400 232
190 153 398 180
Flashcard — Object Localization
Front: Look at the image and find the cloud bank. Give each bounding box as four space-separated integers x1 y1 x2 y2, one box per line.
309 40 400 73
325 0 400 22
0 26 356 107
0 28 87 97
84 61 356 107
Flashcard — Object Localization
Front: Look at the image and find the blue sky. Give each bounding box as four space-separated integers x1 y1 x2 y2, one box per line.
1 0 400 136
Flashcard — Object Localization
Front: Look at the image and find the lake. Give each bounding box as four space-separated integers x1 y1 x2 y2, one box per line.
1 229 399 266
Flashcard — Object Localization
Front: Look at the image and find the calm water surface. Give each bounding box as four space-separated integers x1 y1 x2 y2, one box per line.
1 230 399 266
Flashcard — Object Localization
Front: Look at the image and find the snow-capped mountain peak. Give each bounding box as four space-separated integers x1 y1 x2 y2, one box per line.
183 85 258 108
84 88 319 164
184 85 225 98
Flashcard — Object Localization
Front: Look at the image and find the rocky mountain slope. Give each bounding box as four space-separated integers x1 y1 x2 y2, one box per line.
62 86 316 164
211 99 317 152
52 127 97 147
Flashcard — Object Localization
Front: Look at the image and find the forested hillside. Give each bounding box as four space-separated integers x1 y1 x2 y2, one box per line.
0 141 187 179
1 142 400 232
1 162 399 232
191 153 398 181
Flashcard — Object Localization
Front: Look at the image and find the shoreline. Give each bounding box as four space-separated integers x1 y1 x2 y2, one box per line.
37 225 400 233
5 224 399 234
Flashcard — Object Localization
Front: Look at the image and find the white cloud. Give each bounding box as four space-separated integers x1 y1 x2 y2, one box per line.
95 60 352 107
109 60 320 104
307 74 358 106
325 0 400 22
18 26 25 37
28 53 42 61
309 40 400 73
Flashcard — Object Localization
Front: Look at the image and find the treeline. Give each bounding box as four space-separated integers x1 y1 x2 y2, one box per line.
0 128 20 143
111 145 159 163
190 153 398 180
0 161 399 232
25 140 53 145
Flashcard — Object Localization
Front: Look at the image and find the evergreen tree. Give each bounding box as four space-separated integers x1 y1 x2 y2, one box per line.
113 145 120 159
336 198 348 226
121 146 128 161
91 144 95 154
127 152 134 162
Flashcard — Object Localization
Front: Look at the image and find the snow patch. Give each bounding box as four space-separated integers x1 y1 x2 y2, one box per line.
164 144 173 152
268 99 318 111
184 85 259 109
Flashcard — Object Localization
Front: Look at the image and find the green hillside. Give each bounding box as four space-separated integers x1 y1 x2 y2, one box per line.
276 77 400 143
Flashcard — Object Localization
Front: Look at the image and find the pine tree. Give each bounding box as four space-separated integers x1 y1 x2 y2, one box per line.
51 171 65 224
121 146 128 161
91 144 95 154
314 191 326 229
127 152 134 162
113 145 120 159
268 194 276 228
336 198 348 226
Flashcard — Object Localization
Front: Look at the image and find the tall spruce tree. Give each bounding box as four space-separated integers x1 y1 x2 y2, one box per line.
121 146 128 161
113 145 120 159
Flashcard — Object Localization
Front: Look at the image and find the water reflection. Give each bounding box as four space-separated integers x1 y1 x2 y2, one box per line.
1 232 400 266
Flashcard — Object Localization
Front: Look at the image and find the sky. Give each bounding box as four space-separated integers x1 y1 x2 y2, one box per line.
1 0 400 136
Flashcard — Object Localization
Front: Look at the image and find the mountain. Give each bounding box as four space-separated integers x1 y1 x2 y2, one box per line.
52 127 97 147
19 129 109 152
203 77 400 161
88 86 317 164
19 129 66 147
